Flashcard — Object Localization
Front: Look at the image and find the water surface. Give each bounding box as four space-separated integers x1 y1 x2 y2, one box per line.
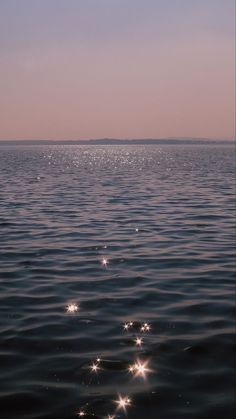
0 144 235 419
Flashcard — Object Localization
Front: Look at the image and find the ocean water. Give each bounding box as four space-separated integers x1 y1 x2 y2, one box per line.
0 144 235 419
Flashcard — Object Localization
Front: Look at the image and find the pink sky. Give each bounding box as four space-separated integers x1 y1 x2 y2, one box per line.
0 0 235 140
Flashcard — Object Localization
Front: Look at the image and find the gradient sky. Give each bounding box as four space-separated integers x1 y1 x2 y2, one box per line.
0 0 235 140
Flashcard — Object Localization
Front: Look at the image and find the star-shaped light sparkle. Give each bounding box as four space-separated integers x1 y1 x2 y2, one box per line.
66 303 79 313
115 395 131 412
128 359 151 379
140 322 151 332
128 365 135 373
101 257 108 267
123 321 134 331
90 363 100 373
134 337 143 347
89 356 102 373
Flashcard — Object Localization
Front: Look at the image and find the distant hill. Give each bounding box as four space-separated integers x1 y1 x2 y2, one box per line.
0 138 234 146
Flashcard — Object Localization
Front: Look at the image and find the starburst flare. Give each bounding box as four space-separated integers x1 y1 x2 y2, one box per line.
123 321 134 331
134 336 143 347
101 257 108 267
90 363 100 373
128 359 151 379
115 395 131 412
66 303 79 313
140 322 151 332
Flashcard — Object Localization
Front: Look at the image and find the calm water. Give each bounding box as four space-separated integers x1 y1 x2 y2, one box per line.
0 144 235 419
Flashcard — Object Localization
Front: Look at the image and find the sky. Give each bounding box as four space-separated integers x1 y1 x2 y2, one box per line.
0 0 235 140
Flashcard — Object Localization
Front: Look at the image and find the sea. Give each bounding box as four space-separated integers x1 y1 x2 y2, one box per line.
0 143 235 419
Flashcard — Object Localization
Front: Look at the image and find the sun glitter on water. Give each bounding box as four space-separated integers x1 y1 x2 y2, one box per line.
115 395 131 412
134 336 143 347
66 303 79 313
123 321 134 331
90 363 101 373
101 257 108 267
140 322 151 332
128 359 151 379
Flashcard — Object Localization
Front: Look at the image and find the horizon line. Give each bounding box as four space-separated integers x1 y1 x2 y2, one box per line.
0 137 235 142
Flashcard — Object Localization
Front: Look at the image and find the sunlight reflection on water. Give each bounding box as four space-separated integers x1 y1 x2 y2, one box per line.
0 144 235 419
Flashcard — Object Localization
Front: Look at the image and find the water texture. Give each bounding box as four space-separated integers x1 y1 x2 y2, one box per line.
0 144 235 419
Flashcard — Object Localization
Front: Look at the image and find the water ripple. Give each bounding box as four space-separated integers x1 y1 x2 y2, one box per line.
0 144 235 419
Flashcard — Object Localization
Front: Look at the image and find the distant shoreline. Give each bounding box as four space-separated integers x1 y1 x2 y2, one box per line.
0 138 234 146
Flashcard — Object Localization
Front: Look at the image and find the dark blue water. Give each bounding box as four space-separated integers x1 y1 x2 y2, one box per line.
0 144 235 419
